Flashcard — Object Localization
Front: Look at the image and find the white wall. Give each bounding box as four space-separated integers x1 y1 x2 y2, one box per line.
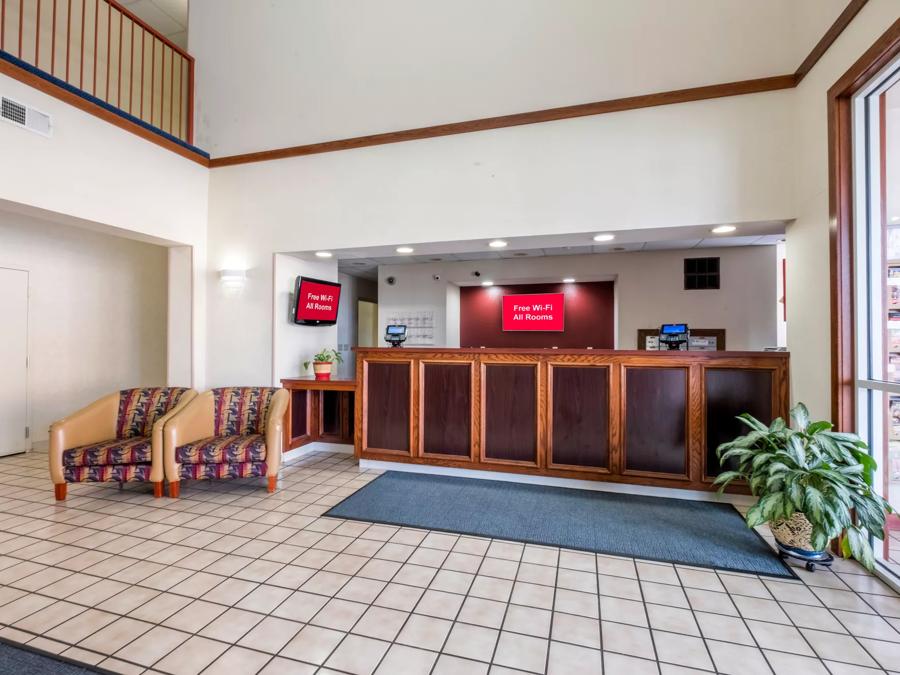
205 88 794 385
167 246 193 386
0 71 209 390
271 255 338 385
0 211 168 444
190 0 838 155
0 73 208 248
787 0 900 419
377 247 779 350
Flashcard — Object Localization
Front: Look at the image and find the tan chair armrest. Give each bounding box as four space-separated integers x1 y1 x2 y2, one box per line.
265 389 290 477
163 391 214 483
149 389 197 483
49 393 119 485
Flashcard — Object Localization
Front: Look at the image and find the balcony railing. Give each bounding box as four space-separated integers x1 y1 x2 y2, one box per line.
0 0 194 144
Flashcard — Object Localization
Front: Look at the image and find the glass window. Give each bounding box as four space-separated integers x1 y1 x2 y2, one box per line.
853 68 900 581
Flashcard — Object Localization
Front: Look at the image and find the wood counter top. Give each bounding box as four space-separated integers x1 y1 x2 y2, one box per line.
354 347 788 359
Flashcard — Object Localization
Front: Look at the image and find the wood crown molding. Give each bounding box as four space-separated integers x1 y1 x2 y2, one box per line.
209 0 868 168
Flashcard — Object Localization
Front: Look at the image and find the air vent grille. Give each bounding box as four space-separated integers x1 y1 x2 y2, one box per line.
1 96 52 137
684 257 720 290
1 97 26 126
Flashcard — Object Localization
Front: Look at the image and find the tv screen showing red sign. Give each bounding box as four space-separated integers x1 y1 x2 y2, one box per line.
502 292 565 331
293 277 341 325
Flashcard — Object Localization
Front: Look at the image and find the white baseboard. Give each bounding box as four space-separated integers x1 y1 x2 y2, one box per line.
284 442 354 462
358 459 756 506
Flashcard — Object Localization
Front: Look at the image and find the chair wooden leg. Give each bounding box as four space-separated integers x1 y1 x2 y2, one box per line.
168 481 180 498
267 476 277 493
54 483 67 501
152 481 163 498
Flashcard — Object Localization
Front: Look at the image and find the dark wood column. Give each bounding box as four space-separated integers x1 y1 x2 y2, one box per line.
364 361 412 454
623 366 689 477
420 361 473 458
548 364 610 471
704 368 775 478
481 362 539 465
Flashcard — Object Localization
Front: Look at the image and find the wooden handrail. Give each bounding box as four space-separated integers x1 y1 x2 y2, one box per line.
106 0 191 62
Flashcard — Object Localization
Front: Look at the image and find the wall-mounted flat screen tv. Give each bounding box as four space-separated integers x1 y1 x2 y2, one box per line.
293 276 341 325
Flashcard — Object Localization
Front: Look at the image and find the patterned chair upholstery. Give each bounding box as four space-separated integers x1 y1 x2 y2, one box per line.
163 387 289 497
49 387 197 500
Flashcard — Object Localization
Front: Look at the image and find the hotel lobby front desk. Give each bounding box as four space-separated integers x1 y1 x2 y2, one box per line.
355 347 789 492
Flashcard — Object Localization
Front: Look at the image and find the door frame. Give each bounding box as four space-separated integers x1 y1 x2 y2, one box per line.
0 266 30 453
830 18 900 432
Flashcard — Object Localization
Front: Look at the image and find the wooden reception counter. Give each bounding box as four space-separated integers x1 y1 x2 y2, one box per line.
354 347 789 492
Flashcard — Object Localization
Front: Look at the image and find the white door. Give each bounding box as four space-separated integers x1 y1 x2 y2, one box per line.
0 268 28 456
358 300 378 347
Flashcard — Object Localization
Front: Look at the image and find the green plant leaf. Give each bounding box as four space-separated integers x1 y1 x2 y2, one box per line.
804 486 825 523
791 403 810 431
737 414 769 433
745 504 766 529
846 527 875 571
806 421 833 434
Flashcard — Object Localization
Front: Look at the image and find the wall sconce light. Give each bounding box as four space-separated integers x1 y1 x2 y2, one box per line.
219 269 247 286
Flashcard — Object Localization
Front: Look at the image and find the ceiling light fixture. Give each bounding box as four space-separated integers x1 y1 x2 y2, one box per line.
488 240 508 248
314 251 333 258
396 246 414 253
481 280 494 287
593 234 615 242
711 225 736 234
563 277 576 283
892 216 900 223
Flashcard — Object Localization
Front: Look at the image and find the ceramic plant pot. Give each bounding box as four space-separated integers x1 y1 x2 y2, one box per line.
313 362 332 381
769 511 835 571
769 512 816 551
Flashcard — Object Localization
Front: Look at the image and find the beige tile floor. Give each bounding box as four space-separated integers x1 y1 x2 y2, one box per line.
0 449 898 674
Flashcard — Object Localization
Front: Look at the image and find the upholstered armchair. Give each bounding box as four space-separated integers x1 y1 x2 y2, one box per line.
163 387 289 497
49 387 197 500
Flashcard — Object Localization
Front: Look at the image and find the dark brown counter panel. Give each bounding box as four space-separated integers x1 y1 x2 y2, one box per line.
355 348 790 493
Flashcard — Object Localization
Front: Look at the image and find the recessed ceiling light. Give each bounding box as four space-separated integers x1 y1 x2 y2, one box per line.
892 216 900 223
396 246 414 253
593 234 615 242
481 280 494 287
711 225 736 234
488 240 508 248
315 251 333 258
563 278 576 283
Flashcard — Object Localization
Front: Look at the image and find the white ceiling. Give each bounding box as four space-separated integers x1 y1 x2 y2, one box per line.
295 221 787 280
119 0 188 49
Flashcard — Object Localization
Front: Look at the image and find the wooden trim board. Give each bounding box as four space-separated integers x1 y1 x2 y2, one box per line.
209 1 868 168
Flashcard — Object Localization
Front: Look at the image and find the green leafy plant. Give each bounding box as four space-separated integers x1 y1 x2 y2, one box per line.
714 403 893 570
303 348 343 370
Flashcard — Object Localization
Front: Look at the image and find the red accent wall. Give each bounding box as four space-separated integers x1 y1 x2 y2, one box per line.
460 281 615 348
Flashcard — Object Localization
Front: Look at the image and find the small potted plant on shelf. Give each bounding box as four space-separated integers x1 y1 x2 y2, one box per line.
715 403 893 571
303 348 343 381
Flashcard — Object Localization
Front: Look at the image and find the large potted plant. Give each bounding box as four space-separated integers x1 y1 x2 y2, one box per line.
715 403 893 570
303 348 343 381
